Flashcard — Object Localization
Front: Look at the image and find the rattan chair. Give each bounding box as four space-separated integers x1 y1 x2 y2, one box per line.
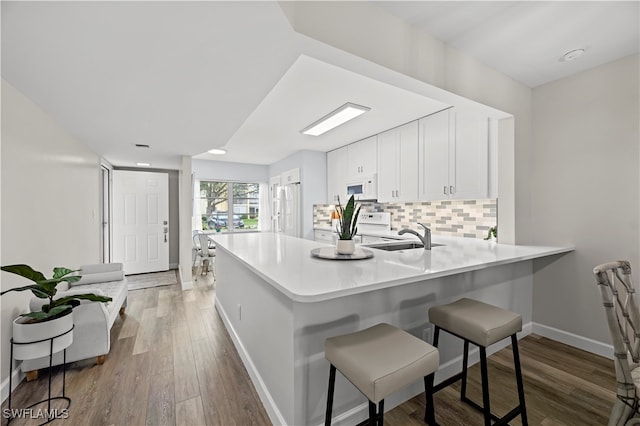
594 261 640 426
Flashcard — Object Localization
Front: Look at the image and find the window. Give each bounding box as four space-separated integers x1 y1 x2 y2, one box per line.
199 181 260 232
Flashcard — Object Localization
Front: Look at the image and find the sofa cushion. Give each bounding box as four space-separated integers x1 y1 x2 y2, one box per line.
71 278 128 329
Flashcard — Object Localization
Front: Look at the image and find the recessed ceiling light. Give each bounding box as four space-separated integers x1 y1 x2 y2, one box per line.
301 102 371 136
208 148 227 155
136 162 151 167
561 48 585 62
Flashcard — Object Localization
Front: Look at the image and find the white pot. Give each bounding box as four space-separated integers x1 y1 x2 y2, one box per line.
12 312 74 361
336 239 356 255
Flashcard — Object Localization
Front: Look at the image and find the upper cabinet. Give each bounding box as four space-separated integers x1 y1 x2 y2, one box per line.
377 121 419 202
326 107 494 205
347 136 377 176
327 147 348 203
418 108 489 201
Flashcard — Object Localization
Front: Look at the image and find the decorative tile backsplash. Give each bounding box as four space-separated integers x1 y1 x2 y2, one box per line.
313 199 497 239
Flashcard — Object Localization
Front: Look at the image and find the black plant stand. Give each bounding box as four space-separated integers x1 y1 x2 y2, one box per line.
7 325 74 425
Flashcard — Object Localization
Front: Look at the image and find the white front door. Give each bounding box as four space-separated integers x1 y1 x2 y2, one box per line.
112 170 169 275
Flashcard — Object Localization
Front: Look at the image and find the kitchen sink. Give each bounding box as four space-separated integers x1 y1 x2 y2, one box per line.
365 241 445 251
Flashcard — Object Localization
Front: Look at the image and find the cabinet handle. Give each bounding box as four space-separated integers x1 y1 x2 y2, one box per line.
450 185 455 195
444 186 448 195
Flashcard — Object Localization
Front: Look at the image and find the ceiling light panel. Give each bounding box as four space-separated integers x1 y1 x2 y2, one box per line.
301 103 370 136
208 148 227 155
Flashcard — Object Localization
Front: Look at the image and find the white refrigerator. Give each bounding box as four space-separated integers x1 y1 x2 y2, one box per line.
272 182 300 238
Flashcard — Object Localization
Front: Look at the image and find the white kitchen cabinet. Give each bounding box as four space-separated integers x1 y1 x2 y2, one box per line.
347 135 377 176
327 147 348 203
454 109 489 199
314 229 336 244
378 121 419 202
419 108 489 200
282 167 301 184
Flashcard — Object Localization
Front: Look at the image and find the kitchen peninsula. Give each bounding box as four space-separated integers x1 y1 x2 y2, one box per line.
211 232 572 426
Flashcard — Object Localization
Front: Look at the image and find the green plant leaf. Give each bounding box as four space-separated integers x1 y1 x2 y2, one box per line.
53 267 78 280
0 284 51 299
1 264 46 283
22 305 72 321
53 294 112 307
335 195 361 240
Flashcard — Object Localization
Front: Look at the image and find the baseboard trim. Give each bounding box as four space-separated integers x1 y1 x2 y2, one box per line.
1 365 24 404
214 300 287 426
532 322 613 360
169 262 179 270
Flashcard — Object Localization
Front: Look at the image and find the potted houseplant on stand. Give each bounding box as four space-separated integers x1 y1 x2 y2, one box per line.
334 195 362 255
1 264 112 423
1 264 112 361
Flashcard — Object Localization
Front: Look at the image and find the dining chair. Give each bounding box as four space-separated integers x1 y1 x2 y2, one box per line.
194 232 216 281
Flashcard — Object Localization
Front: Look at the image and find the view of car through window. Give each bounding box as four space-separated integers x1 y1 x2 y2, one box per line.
206 212 245 229
199 181 259 232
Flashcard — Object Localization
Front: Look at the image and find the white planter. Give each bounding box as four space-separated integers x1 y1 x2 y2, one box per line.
12 312 74 361
336 239 356 255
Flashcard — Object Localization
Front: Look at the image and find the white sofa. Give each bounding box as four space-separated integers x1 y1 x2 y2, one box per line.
22 263 128 379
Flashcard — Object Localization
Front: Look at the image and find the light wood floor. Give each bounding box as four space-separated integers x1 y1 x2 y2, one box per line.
2 272 616 426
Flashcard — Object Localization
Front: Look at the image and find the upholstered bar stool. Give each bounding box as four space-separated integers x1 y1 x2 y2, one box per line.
324 323 439 426
427 298 528 426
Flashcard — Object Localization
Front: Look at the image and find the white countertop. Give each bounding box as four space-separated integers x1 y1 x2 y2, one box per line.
211 232 572 303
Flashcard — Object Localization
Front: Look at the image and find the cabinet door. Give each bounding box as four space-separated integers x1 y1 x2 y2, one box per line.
396 121 419 202
419 109 452 200
327 147 348 203
377 128 399 202
348 135 377 176
452 110 489 199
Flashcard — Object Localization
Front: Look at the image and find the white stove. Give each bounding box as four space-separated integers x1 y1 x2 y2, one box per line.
357 212 391 233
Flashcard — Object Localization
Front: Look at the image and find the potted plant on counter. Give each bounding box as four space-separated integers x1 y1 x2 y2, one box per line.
1 264 112 361
334 195 362 255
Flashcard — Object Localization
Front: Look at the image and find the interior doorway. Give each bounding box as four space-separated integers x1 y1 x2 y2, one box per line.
112 170 170 274
101 165 111 263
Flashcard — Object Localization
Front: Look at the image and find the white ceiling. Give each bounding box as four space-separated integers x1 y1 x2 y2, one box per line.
374 1 639 88
193 55 449 164
2 1 638 169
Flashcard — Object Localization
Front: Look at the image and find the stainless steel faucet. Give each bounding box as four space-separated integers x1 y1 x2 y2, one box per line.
398 223 432 250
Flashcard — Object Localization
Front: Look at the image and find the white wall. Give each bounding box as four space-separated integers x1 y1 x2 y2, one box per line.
269 150 327 240
1 80 101 394
531 55 640 344
192 158 269 183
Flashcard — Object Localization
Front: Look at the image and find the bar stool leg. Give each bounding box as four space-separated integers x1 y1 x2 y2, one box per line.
512 335 529 426
460 339 470 401
368 401 376 426
479 347 491 426
424 373 436 425
378 400 384 426
325 365 336 426
432 326 440 347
